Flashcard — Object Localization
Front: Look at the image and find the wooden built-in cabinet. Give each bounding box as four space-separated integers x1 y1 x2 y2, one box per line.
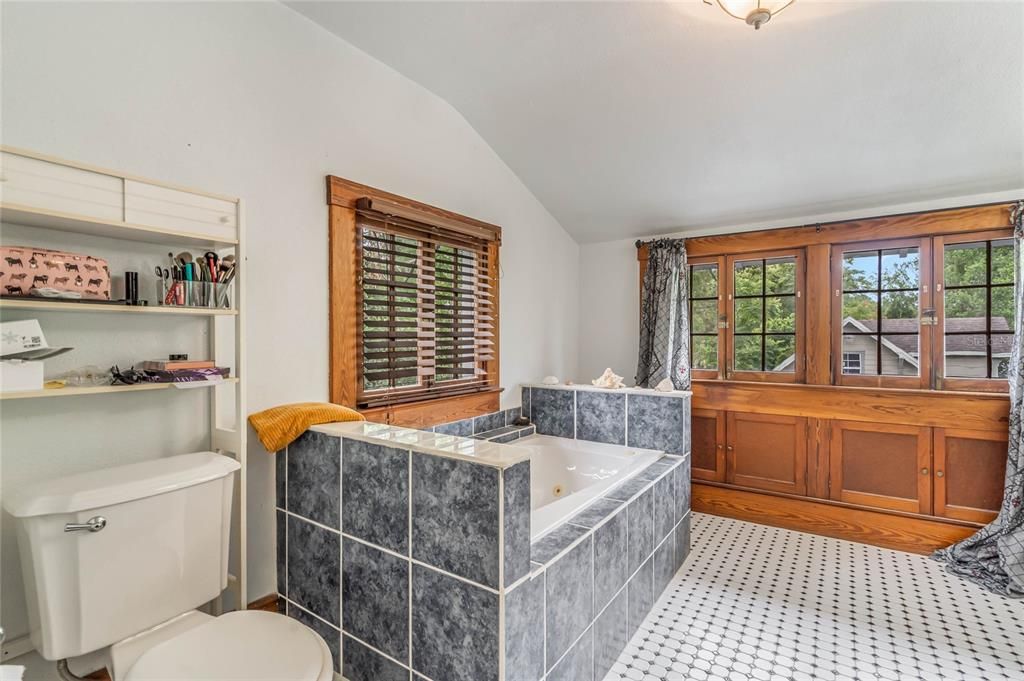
727 412 807 495
641 202 1017 554
829 421 932 515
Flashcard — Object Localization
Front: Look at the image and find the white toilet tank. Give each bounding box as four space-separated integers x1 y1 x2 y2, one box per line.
4 452 240 661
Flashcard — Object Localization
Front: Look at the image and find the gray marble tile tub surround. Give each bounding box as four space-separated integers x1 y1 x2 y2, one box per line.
592 506 628 612
567 497 623 529
275 447 286 509
342 538 409 662
433 417 473 437
675 454 692 523
504 460 532 587
627 393 689 454
473 409 505 435
531 523 589 565
627 556 654 638
287 430 340 528
522 386 532 420
276 510 287 596
343 634 408 681
653 533 675 597
411 452 501 588
286 514 340 627
575 390 626 446
675 513 692 572
626 487 654 574
548 627 593 681
653 469 677 545
287 603 341 674
433 406 524 437
341 438 409 555
594 589 629 681
545 534 594 671
412 564 500 681
504 572 545 681
531 387 575 438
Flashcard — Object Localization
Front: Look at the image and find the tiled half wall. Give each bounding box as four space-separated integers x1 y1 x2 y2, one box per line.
523 385 692 455
277 412 692 680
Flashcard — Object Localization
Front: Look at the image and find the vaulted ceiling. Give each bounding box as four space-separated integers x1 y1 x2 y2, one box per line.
288 1 1024 244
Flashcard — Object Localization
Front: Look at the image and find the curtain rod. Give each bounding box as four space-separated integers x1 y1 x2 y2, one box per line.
635 237 686 249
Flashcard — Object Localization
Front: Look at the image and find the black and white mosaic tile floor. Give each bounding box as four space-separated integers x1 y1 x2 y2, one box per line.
607 513 1024 681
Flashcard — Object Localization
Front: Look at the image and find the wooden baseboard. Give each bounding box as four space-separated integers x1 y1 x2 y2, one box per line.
693 483 977 554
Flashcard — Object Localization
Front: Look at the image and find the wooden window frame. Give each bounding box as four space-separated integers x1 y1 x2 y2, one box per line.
831 237 933 390
327 175 502 425
725 248 806 383
688 255 727 380
933 229 1014 393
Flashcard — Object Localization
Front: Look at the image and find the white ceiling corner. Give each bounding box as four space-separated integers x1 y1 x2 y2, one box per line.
287 1 1024 244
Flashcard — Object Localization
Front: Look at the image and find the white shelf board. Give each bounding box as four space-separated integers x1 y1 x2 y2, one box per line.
0 203 238 248
1 377 239 400
0 298 237 316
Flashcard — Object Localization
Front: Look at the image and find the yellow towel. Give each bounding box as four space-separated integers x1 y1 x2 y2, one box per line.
248 402 365 453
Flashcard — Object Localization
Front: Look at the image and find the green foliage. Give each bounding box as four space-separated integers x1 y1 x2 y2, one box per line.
732 258 796 371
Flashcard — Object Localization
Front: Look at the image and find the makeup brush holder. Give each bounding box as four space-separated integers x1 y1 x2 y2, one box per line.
163 280 234 309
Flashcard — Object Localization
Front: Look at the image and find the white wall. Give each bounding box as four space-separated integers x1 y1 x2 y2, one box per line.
0 0 579 660
577 190 1024 385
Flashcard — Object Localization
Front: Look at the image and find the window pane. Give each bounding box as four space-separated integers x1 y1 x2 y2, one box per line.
945 336 988 378
842 351 864 375
992 285 1015 331
881 335 919 376
734 298 763 333
842 292 877 326
992 239 1014 285
766 335 796 372
881 291 918 332
691 264 719 298
734 335 762 371
843 335 878 375
945 288 986 332
944 241 987 287
734 261 763 296
842 251 878 291
765 258 796 294
881 248 919 289
692 336 718 370
993 336 1012 378
765 296 796 332
691 299 718 334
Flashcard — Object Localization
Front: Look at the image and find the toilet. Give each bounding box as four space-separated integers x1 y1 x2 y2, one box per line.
4 452 333 681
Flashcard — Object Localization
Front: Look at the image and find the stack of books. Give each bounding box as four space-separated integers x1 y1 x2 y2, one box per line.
137 359 230 383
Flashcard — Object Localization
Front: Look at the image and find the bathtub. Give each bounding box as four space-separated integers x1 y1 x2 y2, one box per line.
518 434 664 540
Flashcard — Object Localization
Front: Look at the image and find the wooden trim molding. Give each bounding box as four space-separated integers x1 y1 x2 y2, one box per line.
693 483 976 555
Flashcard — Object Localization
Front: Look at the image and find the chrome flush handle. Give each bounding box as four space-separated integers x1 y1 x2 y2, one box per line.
65 516 106 533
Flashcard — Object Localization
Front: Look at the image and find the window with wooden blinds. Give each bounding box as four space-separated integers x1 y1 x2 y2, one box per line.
355 204 498 408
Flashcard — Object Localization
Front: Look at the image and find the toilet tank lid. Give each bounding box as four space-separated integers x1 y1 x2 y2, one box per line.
4 452 241 518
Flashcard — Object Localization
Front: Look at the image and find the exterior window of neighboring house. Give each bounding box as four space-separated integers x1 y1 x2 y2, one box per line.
832 238 930 389
842 351 864 374
689 259 723 379
936 232 1014 391
727 251 804 382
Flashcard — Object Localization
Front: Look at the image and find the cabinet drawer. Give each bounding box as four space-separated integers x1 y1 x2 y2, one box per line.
1 151 123 221
125 180 237 241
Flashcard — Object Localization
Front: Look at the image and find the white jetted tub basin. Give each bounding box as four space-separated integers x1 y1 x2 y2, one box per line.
520 434 664 540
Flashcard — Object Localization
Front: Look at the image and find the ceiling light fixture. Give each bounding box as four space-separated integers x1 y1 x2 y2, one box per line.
708 0 795 30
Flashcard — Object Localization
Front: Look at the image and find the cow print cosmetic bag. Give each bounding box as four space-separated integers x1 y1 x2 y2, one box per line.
1 246 111 299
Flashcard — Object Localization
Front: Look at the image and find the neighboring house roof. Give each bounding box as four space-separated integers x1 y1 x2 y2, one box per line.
770 316 1012 372
847 317 1012 356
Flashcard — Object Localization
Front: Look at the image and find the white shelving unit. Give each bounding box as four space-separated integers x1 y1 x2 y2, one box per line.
0 146 248 613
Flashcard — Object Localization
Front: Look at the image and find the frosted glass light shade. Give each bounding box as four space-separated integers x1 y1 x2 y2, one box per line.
716 0 795 29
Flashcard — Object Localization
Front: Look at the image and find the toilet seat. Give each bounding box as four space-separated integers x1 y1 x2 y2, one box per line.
123 610 333 681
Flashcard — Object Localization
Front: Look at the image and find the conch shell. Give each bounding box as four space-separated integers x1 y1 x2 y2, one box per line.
591 368 625 389
654 377 674 392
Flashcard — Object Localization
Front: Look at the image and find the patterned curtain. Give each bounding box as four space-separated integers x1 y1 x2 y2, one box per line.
636 238 689 390
934 200 1024 598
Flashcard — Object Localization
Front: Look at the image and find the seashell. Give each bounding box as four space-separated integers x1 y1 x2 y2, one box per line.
591 368 626 389
541 375 559 385
655 377 675 392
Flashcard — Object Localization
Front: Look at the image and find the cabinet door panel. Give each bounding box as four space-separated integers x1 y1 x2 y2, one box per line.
726 412 807 495
692 408 726 482
829 421 931 514
934 428 1007 524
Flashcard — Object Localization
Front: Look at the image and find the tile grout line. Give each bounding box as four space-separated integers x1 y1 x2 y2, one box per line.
337 437 344 670
407 447 413 673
